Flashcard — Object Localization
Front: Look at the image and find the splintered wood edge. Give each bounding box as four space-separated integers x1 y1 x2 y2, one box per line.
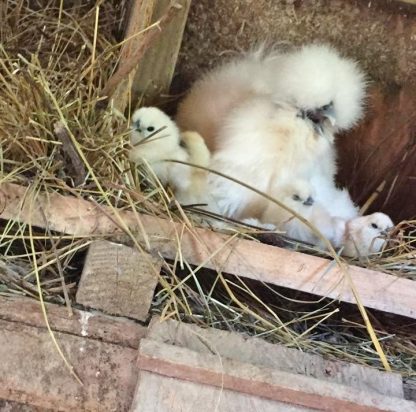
0 182 415 319
137 338 415 412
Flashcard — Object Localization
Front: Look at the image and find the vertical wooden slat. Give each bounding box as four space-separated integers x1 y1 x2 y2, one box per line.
131 0 192 107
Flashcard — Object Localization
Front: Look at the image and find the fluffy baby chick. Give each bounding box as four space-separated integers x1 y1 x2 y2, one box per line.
174 131 211 205
262 179 349 249
262 179 316 242
342 212 394 258
129 107 190 193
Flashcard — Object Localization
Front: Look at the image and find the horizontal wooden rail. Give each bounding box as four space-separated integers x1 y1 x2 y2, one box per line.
1 182 415 319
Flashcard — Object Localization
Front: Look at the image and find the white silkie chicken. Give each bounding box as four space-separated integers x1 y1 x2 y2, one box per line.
175 43 379 251
176 44 367 150
129 107 189 190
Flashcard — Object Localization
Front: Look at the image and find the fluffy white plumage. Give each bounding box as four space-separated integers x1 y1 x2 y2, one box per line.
129 107 191 192
130 46 393 258
206 97 336 220
129 107 212 203
175 44 367 246
343 212 394 257
265 44 367 132
176 43 367 149
175 130 211 204
262 179 346 249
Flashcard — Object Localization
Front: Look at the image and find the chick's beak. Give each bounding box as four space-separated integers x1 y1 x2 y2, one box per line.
303 196 314 206
380 227 393 236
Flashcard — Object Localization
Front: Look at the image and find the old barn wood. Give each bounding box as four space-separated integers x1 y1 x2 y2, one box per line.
0 181 415 320
1 299 414 411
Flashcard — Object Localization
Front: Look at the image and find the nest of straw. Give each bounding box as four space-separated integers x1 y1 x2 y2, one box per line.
0 0 415 380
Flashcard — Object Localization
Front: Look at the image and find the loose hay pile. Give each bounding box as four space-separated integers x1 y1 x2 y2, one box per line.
0 0 415 381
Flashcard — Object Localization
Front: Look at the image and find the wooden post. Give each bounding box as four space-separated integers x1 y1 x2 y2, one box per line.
131 0 192 107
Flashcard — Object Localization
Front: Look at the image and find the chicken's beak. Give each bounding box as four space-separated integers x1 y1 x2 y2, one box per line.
306 104 336 135
322 105 336 127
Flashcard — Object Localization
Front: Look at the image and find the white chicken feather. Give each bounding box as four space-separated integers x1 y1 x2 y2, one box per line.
174 44 396 257
266 44 367 133
176 43 367 240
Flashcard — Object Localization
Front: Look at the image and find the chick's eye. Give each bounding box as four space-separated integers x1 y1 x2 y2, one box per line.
292 194 301 202
147 126 155 132
371 223 378 229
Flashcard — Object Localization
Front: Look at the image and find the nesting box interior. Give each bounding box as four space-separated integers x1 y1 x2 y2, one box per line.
0 1 415 409
173 0 416 222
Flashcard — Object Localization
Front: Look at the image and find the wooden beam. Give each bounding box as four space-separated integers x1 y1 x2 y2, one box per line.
131 0 192 106
136 338 415 412
148 316 414 402
146 317 404 398
0 295 146 348
109 0 155 112
103 0 190 112
1 182 415 319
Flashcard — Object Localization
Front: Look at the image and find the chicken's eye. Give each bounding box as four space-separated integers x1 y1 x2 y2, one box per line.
147 126 155 132
371 223 378 229
321 101 333 111
292 194 301 202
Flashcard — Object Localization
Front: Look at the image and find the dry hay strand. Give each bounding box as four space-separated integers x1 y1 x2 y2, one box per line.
0 0 415 381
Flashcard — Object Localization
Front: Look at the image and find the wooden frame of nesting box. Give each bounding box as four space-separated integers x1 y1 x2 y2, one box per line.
1 181 415 320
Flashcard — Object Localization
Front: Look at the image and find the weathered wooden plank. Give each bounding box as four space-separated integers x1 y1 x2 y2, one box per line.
111 0 155 112
0 295 146 348
131 0 192 106
147 317 404 398
136 338 415 412
132 370 312 412
1 182 415 319
76 240 160 321
0 320 138 411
